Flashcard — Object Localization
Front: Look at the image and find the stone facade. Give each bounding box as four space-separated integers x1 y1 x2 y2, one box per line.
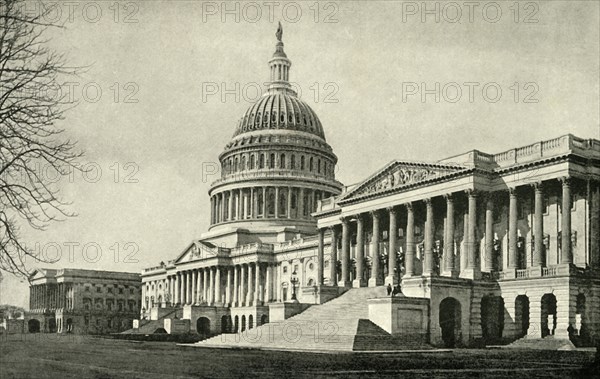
141 26 600 347
27 268 141 334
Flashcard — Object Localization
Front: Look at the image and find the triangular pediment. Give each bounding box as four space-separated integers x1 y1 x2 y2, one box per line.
340 160 468 201
174 241 221 264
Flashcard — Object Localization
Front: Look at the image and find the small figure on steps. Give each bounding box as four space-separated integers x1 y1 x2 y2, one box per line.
392 285 403 297
386 283 392 296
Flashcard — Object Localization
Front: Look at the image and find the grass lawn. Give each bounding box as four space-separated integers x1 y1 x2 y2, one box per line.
0 334 597 378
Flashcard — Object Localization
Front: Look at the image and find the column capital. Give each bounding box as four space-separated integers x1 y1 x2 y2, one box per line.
369 209 381 219
464 189 479 197
532 181 544 191
560 176 572 186
340 216 349 225
443 193 454 202
423 197 432 206
386 206 397 215
508 186 518 196
404 202 413 212
355 213 365 222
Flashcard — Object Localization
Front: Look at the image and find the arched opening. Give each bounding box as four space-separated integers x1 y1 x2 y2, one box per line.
153 328 167 334
300 156 305 170
259 154 265 169
250 155 255 169
541 293 557 338
221 315 229 333
309 157 314 172
241 315 246 332
280 153 286 169
196 317 211 337
234 315 239 333
574 294 589 346
261 314 269 326
269 153 275 169
28 319 40 333
480 296 504 344
439 297 461 348
48 318 57 333
514 295 530 338
248 315 254 329
291 155 296 169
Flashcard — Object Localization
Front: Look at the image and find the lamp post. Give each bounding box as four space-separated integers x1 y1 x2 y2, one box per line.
290 270 299 302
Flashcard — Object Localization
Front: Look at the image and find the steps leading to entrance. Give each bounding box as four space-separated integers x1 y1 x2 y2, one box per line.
193 287 432 352
506 336 577 350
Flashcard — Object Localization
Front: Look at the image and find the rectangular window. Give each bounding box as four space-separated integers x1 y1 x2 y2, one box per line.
96 287 101 293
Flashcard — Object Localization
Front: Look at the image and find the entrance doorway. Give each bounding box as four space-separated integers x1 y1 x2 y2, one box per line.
541 294 557 338
196 317 211 337
28 319 40 333
439 297 461 347
515 295 530 338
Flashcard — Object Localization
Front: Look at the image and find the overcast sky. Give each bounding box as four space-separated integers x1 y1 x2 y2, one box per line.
2 0 599 308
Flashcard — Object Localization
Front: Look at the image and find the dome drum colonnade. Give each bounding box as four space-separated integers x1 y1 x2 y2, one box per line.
315 177 580 288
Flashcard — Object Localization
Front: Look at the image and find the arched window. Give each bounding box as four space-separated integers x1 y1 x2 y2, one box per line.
279 190 287 216
309 157 314 172
228 158 233 173
249 155 255 169
317 159 321 174
291 155 296 169
300 156 305 170
234 157 239 172
280 154 286 169
259 154 265 169
241 155 246 170
269 153 275 169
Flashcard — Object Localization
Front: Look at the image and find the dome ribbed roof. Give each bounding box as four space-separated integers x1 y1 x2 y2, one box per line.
232 93 325 140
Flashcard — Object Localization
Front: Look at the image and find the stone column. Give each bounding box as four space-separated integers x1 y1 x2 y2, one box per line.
423 199 434 275
233 265 239 306
215 267 221 305
299 188 305 218
461 190 480 279
274 187 280 218
226 267 232 305
266 264 272 302
262 187 267 217
276 263 283 302
317 228 325 286
192 270 197 305
443 194 455 276
240 265 247 306
329 226 339 286
254 263 261 304
369 210 382 287
247 264 254 306
508 188 518 270
225 190 232 221
207 267 214 305
386 207 398 285
405 203 415 277
202 268 208 303
238 189 243 220
561 177 572 264
196 270 202 305
188 271 193 304
340 218 351 287
353 214 365 288
251 188 257 219
287 187 293 218
484 195 494 272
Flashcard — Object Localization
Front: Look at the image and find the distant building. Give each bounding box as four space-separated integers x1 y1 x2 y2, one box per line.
26 269 141 334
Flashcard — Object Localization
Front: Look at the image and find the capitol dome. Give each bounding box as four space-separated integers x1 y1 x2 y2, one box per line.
207 23 343 238
233 93 325 140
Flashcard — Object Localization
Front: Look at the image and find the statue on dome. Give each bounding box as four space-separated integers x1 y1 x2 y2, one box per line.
276 21 283 42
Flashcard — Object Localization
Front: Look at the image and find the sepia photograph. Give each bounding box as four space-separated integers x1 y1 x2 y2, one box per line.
0 0 599 377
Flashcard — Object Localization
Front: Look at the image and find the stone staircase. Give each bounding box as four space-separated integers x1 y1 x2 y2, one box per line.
121 308 183 335
193 287 433 352
506 336 577 350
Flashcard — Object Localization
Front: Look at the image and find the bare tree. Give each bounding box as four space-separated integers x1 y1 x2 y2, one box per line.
0 0 83 278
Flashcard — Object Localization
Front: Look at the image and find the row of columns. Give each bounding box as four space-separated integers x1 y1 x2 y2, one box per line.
316 178 575 287
211 187 329 224
30 284 73 311
167 263 280 307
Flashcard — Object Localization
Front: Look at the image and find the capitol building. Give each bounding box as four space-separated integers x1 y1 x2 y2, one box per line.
138 26 600 350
